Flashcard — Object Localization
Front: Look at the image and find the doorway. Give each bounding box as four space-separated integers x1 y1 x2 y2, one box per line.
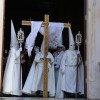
1 0 86 98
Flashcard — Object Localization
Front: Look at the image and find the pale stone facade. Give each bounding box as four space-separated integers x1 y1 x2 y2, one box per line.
86 0 100 99
0 0 100 99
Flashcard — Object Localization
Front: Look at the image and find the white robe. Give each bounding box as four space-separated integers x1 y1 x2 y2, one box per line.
60 49 84 94
3 48 22 95
55 68 64 98
53 51 64 92
23 52 55 97
22 61 36 94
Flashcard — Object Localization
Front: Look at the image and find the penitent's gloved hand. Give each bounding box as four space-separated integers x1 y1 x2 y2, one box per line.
61 68 65 75
77 50 80 55
16 48 22 58
55 64 60 69
19 47 22 52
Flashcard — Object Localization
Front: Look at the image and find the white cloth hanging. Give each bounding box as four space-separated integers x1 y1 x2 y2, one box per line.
39 22 64 49
25 21 42 56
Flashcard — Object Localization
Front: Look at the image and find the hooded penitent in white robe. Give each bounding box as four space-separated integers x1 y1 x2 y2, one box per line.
55 27 84 98
61 50 84 94
3 20 22 95
23 52 55 97
56 50 84 98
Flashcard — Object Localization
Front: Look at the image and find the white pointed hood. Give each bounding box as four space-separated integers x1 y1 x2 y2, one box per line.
68 27 75 50
10 20 19 50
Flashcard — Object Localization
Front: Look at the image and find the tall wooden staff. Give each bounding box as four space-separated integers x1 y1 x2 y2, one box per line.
75 31 82 97
17 28 24 92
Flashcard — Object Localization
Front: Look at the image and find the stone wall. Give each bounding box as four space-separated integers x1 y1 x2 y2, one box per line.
87 0 100 99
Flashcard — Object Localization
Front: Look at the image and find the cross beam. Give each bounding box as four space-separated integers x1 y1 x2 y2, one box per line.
22 20 71 28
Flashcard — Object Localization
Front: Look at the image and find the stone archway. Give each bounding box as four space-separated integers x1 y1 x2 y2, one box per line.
0 0 86 97
0 0 87 98
1 0 100 99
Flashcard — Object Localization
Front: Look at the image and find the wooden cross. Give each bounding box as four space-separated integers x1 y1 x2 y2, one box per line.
21 14 71 97
43 15 49 97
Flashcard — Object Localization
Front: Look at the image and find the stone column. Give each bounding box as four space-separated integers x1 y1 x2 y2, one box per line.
0 0 4 94
87 0 100 99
